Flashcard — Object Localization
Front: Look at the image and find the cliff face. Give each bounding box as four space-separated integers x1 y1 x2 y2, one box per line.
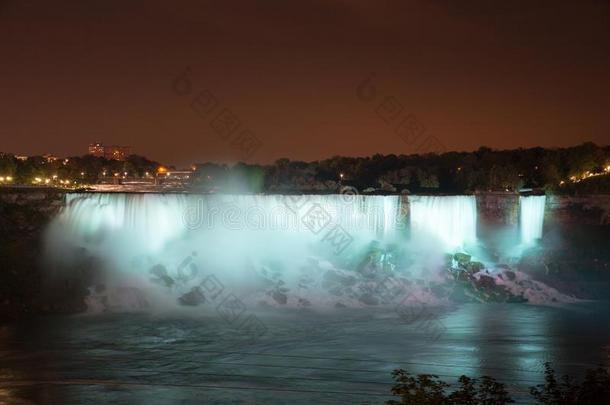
476 192 520 225
0 188 69 320
475 193 610 226
473 193 610 297
547 195 610 226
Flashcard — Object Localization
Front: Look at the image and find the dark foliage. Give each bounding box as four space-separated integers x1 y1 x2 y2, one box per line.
384 364 610 405
385 369 513 405
0 153 160 186
193 143 610 194
530 363 610 404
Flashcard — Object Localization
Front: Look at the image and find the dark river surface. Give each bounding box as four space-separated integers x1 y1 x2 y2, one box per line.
1 302 610 404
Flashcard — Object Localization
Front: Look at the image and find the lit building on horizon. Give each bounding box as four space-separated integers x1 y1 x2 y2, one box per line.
88 142 131 161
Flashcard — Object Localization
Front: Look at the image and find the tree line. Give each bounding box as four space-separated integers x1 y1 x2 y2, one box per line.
190 143 610 194
1 143 608 193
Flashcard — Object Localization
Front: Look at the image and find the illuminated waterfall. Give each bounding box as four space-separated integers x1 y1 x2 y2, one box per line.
48 193 404 268
520 195 546 245
407 195 477 251
44 193 488 311
42 193 568 311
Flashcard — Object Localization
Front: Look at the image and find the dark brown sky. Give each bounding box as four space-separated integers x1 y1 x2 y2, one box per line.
1 0 609 166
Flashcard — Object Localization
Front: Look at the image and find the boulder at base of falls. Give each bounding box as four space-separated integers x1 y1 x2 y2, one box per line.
150 264 175 288
465 261 485 274
358 293 379 306
322 269 357 288
476 275 497 290
297 298 312 307
271 290 288 305
453 252 471 265
503 270 517 281
448 265 527 304
178 287 206 306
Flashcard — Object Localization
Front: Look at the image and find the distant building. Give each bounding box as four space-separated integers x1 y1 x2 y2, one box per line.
88 142 131 161
42 154 58 163
88 142 105 157
155 169 193 188
15 155 28 161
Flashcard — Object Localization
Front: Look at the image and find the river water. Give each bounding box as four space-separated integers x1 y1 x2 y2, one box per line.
1 302 609 404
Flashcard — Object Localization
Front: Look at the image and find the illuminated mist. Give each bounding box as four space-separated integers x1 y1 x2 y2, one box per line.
43 193 561 312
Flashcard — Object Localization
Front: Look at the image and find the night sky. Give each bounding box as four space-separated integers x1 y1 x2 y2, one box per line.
1 0 609 166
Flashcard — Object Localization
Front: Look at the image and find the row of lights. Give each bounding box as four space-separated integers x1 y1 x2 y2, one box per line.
32 177 76 185
3 166 193 185
100 171 152 177
563 165 610 185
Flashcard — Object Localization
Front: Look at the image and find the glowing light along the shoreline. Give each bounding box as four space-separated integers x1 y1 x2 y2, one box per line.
567 167 610 184
519 195 546 245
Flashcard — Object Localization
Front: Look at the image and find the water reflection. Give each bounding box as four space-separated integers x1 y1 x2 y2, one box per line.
1 303 609 404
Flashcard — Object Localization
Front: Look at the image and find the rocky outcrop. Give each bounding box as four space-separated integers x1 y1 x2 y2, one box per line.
0 188 76 320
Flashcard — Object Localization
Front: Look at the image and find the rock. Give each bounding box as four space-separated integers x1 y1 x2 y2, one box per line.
454 253 472 265
178 287 206 306
298 298 311 307
272 290 288 305
504 270 517 281
358 293 379 306
150 264 175 288
476 275 497 290
466 261 485 274
507 294 528 303
322 269 357 288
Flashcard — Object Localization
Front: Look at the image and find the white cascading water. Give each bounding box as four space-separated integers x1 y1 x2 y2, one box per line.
45 193 407 309
53 193 403 249
407 195 477 251
43 193 574 311
46 193 405 279
519 195 546 245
